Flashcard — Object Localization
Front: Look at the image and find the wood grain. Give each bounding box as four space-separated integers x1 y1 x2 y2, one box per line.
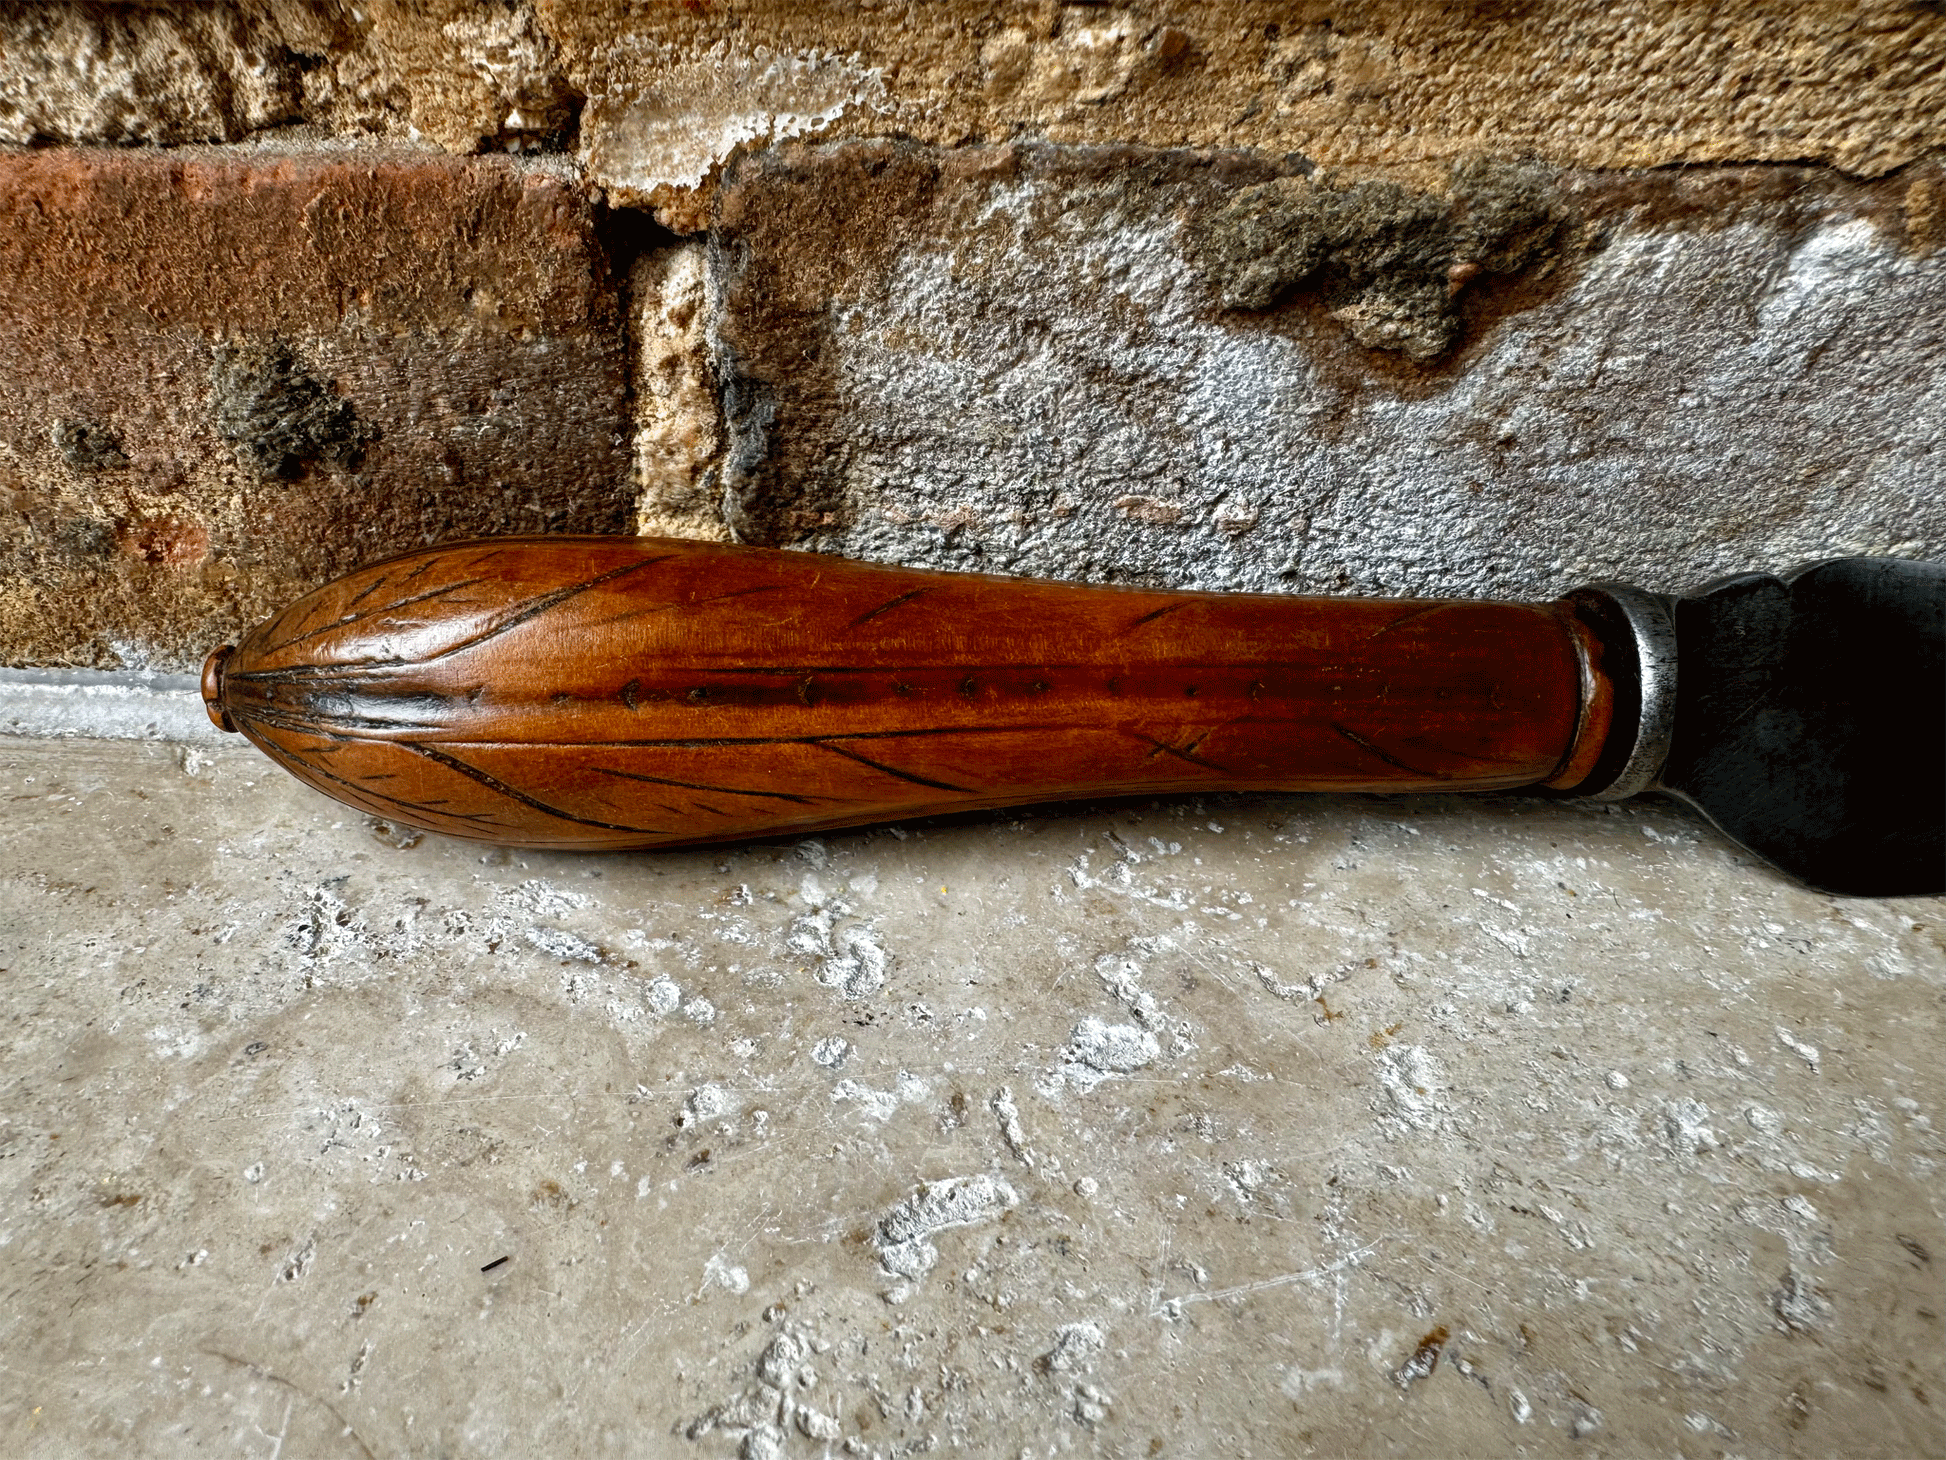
205 537 1612 849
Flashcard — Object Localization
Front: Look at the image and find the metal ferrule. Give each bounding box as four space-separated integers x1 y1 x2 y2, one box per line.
1559 583 1678 801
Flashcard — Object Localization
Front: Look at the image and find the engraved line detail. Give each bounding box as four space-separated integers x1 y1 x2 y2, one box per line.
257 577 495 654
850 587 931 628
809 740 972 793
593 766 825 806
1331 722 1446 779
398 741 675 835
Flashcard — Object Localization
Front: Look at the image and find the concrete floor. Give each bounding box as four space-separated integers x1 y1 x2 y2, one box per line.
0 735 1940 1458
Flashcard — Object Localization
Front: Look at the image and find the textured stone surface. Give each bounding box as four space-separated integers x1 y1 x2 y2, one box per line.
5 4 1942 226
0 147 632 670
708 144 1946 601
0 2 306 146
463 1 1938 224
537 2 1942 221
0 668 217 744
1 734 1940 1456
0 1 575 153
631 241 729 540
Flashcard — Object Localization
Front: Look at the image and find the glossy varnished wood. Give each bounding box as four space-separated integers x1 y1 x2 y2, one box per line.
206 536 1610 849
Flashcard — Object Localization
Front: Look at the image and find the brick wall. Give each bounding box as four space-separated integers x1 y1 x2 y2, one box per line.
2 2 1941 668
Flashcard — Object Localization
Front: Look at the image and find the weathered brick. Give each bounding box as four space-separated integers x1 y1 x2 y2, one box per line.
0 148 632 669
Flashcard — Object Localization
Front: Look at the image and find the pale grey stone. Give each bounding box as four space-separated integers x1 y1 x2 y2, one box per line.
0 666 219 744
0 733 1937 1454
713 150 1942 602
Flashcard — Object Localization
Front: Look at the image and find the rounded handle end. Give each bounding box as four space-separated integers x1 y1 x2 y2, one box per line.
201 645 237 732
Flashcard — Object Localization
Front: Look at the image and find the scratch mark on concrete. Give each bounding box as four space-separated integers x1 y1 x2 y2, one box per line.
1151 1244 1380 1317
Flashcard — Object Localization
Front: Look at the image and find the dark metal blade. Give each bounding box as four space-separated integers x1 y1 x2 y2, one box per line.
1657 557 1945 897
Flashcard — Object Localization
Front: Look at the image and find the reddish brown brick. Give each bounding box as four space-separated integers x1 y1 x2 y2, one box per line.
0 147 632 669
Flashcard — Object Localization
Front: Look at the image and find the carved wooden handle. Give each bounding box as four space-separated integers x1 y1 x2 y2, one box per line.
202 536 1617 850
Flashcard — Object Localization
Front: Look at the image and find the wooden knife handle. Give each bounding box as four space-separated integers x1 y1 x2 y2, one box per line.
202 536 1618 850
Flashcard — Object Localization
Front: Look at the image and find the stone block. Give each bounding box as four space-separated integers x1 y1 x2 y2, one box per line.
5 5 1939 229
707 142 1945 600
1 733 1940 1455
0 1 576 153
548 1 1945 225
0 148 632 669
